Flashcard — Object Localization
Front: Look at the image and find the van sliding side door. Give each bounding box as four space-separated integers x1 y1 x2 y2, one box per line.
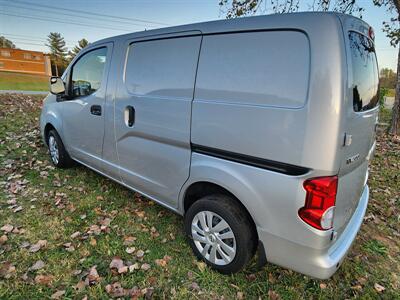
113 33 202 208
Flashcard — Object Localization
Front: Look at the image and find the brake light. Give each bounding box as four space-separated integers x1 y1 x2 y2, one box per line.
298 176 338 230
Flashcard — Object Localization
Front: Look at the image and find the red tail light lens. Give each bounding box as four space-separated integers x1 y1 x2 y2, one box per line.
298 176 338 230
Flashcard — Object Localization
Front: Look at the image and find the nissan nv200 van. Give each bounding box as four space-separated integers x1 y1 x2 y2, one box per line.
40 12 379 279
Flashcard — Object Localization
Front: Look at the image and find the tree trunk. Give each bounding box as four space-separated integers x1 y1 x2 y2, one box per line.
55 61 59 77
389 45 400 135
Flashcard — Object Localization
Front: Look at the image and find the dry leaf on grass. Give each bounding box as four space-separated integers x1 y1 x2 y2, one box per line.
374 283 385 293
136 249 145 258
141 263 151 271
0 235 8 245
85 266 101 285
1 224 14 233
29 240 47 253
29 260 45 271
34 274 54 286
51 290 65 299
155 255 172 267
268 290 281 300
70 231 81 239
0 262 16 279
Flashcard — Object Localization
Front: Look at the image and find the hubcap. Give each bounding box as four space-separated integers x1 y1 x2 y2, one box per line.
191 211 236 265
48 136 59 165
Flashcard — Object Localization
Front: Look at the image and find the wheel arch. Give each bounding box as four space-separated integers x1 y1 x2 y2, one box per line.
181 180 259 245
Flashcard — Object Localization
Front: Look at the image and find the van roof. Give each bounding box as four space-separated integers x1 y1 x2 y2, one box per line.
91 12 368 46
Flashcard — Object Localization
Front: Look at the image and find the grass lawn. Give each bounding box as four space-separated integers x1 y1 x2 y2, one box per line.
0 71 49 91
0 95 399 299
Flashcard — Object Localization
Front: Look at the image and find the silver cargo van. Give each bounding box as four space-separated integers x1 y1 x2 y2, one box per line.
40 12 379 279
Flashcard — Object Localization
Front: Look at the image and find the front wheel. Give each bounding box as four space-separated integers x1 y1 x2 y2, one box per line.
184 194 256 274
47 129 75 168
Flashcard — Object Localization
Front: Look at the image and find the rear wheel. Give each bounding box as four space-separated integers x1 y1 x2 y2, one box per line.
47 129 75 168
184 194 256 274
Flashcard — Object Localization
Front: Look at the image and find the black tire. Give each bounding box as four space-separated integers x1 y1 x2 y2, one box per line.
47 129 75 168
184 194 256 274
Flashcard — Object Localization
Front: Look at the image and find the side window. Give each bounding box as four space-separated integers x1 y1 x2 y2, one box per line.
195 31 310 108
71 47 107 97
124 36 201 99
348 31 379 112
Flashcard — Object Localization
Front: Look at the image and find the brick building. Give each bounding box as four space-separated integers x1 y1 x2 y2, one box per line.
0 48 52 76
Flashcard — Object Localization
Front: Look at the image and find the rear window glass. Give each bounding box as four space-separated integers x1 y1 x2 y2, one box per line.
349 31 379 112
195 31 310 108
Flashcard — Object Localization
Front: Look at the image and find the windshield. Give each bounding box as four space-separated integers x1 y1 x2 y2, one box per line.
349 31 379 112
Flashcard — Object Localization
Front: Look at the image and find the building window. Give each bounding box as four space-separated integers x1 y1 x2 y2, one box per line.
23 53 32 60
1 50 10 57
0 62 4 68
33 55 41 61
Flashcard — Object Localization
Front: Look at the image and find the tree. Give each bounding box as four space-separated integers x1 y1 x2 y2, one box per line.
380 68 397 89
68 38 89 62
46 32 68 77
373 0 400 135
219 0 364 17
0 36 16 48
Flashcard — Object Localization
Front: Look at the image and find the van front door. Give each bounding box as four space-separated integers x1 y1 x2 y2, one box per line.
61 44 112 170
114 34 201 208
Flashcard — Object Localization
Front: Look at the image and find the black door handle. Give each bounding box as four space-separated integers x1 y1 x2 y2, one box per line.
126 105 135 127
90 105 102 116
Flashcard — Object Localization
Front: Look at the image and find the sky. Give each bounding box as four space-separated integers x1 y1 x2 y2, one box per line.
0 0 397 71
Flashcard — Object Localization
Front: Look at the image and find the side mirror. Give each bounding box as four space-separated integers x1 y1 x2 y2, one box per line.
49 76 65 95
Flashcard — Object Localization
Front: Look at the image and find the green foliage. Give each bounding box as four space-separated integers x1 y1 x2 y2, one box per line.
68 38 89 62
46 32 68 76
362 240 388 256
379 87 388 108
380 68 397 89
219 0 364 18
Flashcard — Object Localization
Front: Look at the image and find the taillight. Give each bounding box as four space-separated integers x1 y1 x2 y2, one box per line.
298 176 338 230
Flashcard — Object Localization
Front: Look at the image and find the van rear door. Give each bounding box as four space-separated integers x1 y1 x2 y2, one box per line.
334 28 379 233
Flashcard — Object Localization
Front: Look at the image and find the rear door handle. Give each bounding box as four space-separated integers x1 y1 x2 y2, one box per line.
125 105 135 127
90 105 102 116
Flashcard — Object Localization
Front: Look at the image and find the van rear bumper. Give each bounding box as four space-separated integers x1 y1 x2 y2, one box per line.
257 185 369 279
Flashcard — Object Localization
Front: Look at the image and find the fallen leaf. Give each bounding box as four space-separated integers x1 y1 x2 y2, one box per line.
141 263 151 271
268 290 281 300
86 265 101 285
155 255 172 267
123 236 136 245
110 257 125 270
374 283 385 293
51 290 66 299
1 224 13 233
0 235 8 245
29 260 45 271
35 274 54 286
136 250 145 258
89 238 97 246
0 262 16 279
319 283 327 289
70 231 81 239
29 240 47 253
118 266 128 274
129 263 140 272
237 291 244 300
126 247 136 254
13 206 23 213
106 282 126 298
